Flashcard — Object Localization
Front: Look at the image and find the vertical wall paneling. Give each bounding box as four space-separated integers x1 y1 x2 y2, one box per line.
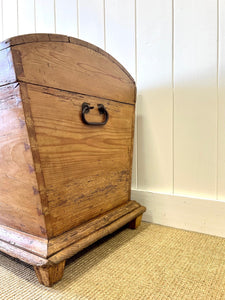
78 0 104 48
218 0 225 200
174 0 217 199
18 0 35 35
131 0 137 188
136 0 173 193
2 0 18 40
55 0 77 37
35 0 55 33
105 0 135 78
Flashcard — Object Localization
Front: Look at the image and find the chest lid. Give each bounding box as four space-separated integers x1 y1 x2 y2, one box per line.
0 33 136 105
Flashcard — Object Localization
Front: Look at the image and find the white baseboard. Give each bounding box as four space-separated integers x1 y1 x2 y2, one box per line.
131 189 225 238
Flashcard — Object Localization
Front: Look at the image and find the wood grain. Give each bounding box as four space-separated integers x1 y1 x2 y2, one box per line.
0 83 47 238
0 34 134 84
0 224 47 257
48 200 140 256
20 83 135 238
0 34 69 51
128 214 143 229
34 260 65 287
49 206 146 265
0 34 143 287
0 239 48 266
11 40 135 104
0 202 145 268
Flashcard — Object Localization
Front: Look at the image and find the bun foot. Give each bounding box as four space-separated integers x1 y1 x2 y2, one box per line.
34 260 66 287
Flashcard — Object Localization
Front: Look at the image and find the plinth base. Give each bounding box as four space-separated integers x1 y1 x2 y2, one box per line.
0 200 146 286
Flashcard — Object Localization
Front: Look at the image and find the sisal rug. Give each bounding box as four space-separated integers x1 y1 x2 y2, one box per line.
0 222 225 299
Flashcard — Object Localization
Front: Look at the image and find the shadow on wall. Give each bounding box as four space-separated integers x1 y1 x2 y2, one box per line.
135 81 218 200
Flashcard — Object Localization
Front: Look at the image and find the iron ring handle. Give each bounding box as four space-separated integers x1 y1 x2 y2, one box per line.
81 102 109 126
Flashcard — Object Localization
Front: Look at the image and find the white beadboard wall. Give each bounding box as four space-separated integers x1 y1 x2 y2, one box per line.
0 0 225 237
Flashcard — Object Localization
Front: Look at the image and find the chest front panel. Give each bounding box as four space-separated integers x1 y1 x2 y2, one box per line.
21 83 135 238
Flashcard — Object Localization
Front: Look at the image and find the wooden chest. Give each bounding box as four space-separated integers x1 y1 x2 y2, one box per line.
0 34 146 286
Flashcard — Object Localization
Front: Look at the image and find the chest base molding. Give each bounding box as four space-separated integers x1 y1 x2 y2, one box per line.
0 200 145 286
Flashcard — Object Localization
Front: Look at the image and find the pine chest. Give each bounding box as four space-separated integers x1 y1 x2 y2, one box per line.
0 34 146 286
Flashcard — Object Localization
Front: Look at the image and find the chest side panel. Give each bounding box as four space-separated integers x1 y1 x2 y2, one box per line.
0 84 47 238
21 83 135 238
